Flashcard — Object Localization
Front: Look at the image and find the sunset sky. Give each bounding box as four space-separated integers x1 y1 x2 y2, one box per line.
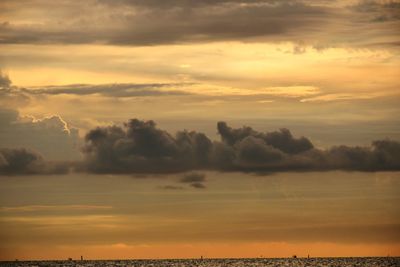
0 0 400 260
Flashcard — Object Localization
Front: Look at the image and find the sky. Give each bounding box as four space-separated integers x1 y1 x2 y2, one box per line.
0 0 400 260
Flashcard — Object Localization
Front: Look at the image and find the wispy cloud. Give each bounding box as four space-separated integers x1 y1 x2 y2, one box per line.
28 83 194 98
261 86 320 98
300 92 390 102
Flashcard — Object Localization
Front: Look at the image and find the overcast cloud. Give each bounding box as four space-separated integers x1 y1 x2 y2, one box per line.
0 0 399 48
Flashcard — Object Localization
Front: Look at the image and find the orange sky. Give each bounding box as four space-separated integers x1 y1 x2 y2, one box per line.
2 242 400 261
1 172 399 260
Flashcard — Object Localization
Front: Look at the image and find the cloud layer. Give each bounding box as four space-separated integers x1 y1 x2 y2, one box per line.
0 0 399 48
0 0 329 45
80 118 400 174
0 148 69 175
28 83 193 98
0 72 192 100
1 117 399 175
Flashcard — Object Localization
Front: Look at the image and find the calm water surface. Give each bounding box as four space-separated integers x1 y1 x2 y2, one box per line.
0 257 399 267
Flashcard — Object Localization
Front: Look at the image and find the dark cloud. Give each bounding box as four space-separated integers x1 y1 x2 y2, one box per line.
29 83 193 98
351 0 400 23
180 172 206 189
324 140 400 171
0 0 331 46
189 182 206 189
80 118 400 174
95 1 329 46
0 148 69 175
0 0 398 49
0 73 192 100
217 122 313 154
81 119 213 173
1 118 399 175
179 172 206 183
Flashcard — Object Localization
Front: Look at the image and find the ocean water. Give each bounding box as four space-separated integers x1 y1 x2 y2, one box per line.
0 257 399 267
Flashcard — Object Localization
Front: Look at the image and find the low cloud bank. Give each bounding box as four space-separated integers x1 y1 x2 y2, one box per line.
80 119 400 174
0 148 69 175
1 118 399 175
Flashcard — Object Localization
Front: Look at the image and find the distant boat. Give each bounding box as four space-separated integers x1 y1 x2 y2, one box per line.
292 255 297 258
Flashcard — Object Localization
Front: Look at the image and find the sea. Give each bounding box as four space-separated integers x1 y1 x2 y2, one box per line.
0 257 399 267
